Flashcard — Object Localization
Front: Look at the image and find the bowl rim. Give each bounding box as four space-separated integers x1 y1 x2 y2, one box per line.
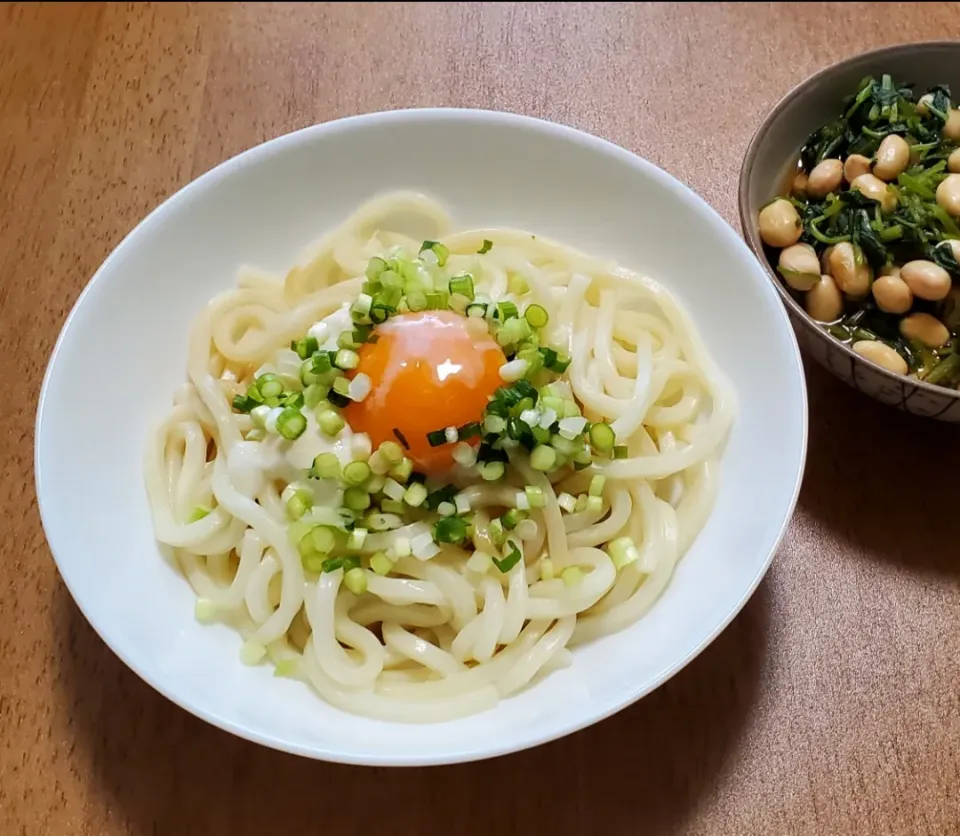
36 106 809 765
738 39 960 404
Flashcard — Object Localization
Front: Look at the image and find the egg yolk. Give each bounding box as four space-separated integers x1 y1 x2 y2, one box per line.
344 311 506 474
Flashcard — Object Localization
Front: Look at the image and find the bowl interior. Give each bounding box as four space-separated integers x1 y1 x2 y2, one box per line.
36 109 806 765
740 42 960 411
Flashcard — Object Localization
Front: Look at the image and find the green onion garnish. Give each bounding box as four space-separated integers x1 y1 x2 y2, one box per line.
318 410 345 437
492 543 522 573
293 336 319 360
589 422 616 453
310 526 337 554
434 516 467 544
530 445 557 471
276 408 307 440
478 239 493 254
498 300 519 320
457 421 481 440
343 461 371 487
419 240 450 267
188 506 211 522
448 274 475 301
524 304 549 329
426 429 448 447
613 445 628 459
232 394 256 413
344 488 371 511
256 373 284 399
344 566 368 595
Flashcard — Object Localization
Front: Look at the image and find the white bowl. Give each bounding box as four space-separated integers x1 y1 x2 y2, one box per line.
35 109 807 766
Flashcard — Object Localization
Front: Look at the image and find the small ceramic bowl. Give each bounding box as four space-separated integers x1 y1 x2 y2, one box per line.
739 41 960 422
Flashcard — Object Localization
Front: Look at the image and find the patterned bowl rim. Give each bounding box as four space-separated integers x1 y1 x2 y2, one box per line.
738 39 960 406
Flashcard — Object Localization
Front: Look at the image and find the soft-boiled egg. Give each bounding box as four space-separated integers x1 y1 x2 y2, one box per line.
345 311 506 473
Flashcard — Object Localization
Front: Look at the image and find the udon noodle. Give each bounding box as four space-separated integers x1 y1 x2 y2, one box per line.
145 193 735 722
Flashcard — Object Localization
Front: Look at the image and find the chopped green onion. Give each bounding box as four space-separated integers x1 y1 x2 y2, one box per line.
368 450 390 475
426 429 448 447
302 551 327 573
311 452 341 480
256 373 284 399
525 486 546 509
419 240 450 267
285 491 311 521
366 256 388 281
379 440 404 464
589 422 616 453
403 482 428 507
613 445 628 459
273 658 299 678
347 528 368 550
344 487 371 511
308 525 337 554
502 509 527 530
245 427 265 442
425 291 448 310
406 290 427 312
389 457 413 483
483 414 507 435
499 358 529 382
479 461 505 481
508 274 529 295
318 410 345 437
193 599 218 623
344 567 368 595
524 304 549 328
449 274 475 300
530 445 557 471
370 552 393 576
575 493 588 513
478 239 493 254
539 558 555 581
492 542 522 573
488 518 506 546
466 301 488 318
457 421 481 440
561 566 583 587
275 408 306 440
586 495 603 514
240 640 267 665
303 383 329 409
380 499 405 514
498 301 519 320
452 442 478 467
434 516 467 544
334 349 359 370
589 475 606 497
232 394 257 413
293 336 319 360
608 536 640 569
343 461 371 487
188 506 211 522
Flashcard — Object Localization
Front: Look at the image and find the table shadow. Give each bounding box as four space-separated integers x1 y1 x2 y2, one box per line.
798 362 960 581
54 578 769 835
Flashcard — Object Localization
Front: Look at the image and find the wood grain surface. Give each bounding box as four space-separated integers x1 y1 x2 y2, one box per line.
2 3 959 834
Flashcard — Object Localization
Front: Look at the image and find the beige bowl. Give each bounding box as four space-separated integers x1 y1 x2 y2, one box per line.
739 41 960 422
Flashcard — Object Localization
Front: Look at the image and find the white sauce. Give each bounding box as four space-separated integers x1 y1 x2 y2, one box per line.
227 412 354 500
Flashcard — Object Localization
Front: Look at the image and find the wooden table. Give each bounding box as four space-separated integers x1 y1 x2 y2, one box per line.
2 3 959 834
